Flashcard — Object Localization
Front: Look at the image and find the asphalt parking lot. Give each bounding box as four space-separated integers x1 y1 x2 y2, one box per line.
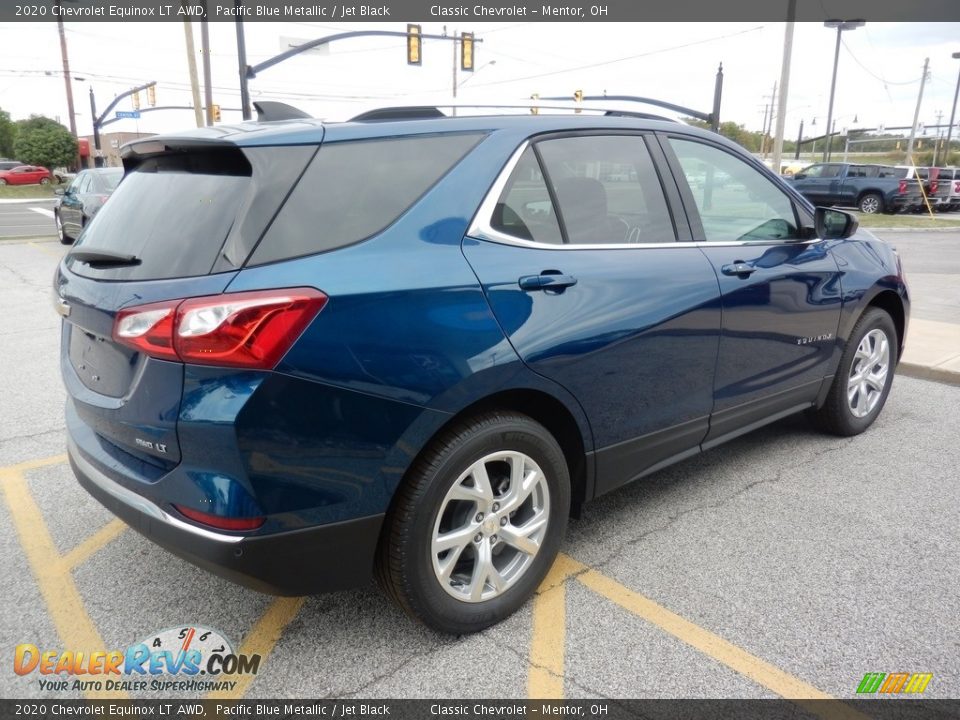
1 231 958 706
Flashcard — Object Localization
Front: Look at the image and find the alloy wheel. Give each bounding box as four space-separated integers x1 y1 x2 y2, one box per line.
431 450 550 603
846 329 890 418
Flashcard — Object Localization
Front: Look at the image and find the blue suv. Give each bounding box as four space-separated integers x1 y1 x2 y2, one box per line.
56 111 908 634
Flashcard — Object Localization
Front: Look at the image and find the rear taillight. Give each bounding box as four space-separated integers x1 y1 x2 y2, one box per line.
954 181 960 193
930 181 939 194
113 288 327 369
898 180 907 194
173 504 265 531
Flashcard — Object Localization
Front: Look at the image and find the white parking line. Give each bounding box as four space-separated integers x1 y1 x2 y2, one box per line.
30 207 54 219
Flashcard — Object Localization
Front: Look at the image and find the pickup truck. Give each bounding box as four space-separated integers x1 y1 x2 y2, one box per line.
788 162 915 214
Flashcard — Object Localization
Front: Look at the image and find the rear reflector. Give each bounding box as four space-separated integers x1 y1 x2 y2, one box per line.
113 288 327 369
173 504 265 531
898 180 907 194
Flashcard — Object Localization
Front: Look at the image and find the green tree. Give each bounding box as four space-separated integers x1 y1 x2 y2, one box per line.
0 107 16 158
12 115 77 170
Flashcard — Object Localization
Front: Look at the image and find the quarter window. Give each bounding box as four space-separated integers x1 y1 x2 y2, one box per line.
490 147 563 245
668 138 800 242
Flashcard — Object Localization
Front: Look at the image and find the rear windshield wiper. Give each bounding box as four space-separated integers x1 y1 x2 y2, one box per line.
68 248 142 267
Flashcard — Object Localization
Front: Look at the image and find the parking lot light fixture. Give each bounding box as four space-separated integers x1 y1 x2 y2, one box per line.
823 19 865 161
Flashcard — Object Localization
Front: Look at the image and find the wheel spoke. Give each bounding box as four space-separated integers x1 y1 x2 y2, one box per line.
467 542 493 601
501 467 541 515
434 525 475 554
865 368 887 393
500 509 547 556
436 543 467 583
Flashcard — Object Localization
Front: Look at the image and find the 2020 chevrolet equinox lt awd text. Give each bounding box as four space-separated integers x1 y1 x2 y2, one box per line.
56 110 908 634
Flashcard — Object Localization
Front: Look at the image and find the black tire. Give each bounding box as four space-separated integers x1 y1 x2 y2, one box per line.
55 211 73 245
808 308 898 436
376 411 570 634
39 177 51 186
858 192 883 214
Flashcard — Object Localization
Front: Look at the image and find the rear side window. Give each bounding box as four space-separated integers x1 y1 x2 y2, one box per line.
491 146 563 245
250 133 484 265
66 145 315 281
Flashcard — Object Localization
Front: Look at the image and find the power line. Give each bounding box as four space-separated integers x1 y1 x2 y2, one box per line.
465 24 766 89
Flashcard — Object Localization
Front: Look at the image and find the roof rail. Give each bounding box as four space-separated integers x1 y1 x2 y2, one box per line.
541 95 713 124
350 106 447 122
347 103 685 123
253 101 312 122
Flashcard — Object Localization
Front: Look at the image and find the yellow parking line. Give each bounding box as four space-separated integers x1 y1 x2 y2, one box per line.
29 240 64 258
0 469 128 700
206 596 306 700
527 554 582 699
62 518 128 571
2 453 68 474
573 560 870 720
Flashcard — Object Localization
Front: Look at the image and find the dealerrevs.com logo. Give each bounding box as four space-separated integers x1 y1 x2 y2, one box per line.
856 672 933 695
13 626 260 693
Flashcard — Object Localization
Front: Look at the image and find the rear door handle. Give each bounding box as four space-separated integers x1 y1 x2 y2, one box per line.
518 273 578 292
721 261 756 278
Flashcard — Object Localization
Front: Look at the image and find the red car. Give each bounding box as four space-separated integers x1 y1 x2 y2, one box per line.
0 165 53 186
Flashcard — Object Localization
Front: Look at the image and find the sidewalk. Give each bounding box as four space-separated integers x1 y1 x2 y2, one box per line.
900 318 960 386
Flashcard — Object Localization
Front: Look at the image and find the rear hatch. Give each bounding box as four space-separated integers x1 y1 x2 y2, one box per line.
56 137 318 470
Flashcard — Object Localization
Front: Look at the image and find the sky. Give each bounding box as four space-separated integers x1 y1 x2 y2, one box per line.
0 21 958 141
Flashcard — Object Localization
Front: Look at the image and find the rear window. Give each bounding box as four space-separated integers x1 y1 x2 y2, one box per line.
248 132 484 266
66 145 315 281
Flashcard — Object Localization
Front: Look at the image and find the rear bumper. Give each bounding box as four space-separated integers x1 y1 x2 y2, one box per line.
68 437 384 596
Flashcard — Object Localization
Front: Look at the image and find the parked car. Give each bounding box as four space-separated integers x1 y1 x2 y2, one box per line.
55 110 909 634
787 162 914 214
931 167 959 211
0 165 53 186
54 168 124 244
0 159 26 172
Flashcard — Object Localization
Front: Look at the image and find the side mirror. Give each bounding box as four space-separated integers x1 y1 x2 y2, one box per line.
815 206 858 239
54 188 65 196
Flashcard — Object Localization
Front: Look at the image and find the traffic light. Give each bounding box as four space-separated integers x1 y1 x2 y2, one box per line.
530 93 539 115
460 32 474 72
574 89 583 114
147 85 156 107
132 91 140 110
406 24 421 66
211 104 221 122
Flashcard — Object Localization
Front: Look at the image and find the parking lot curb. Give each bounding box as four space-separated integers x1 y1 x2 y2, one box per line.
867 226 960 233
897 362 960 387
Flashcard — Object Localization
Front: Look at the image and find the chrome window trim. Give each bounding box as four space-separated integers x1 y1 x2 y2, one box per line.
466 137 825 251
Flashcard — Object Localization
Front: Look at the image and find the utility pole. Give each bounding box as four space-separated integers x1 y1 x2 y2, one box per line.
235 6 251 120
88 87 101 167
771 0 796 173
944 51 960 167
182 11 204 128
55 7 79 169
451 28 458 117
764 80 777 160
759 104 769 156
200 2 213 126
905 57 930 164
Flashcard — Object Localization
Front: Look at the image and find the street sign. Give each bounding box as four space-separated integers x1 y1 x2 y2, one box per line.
115 111 140 119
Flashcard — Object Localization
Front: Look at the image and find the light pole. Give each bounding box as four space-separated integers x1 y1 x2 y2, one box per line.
822 19 864 161
944 51 960 166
